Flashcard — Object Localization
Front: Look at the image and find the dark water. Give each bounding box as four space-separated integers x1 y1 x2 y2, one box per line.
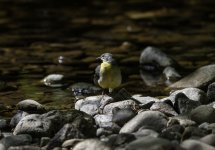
0 0 215 111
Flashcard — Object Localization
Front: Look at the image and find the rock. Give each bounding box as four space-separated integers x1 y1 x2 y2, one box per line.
163 66 181 85
0 119 9 130
96 128 113 137
17 99 46 114
160 125 184 141
8 146 40 150
112 107 137 126
46 112 97 149
150 102 178 116
67 82 101 98
167 116 196 127
13 110 63 137
169 64 215 89
190 105 215 124
42 74 66 88
0 134 32 150
126 136 174 150
73 139 111 150
10 111 29 128
200 134 215 147
120 111 168 133
62 139 83 148
40 137 50 147
132 128 159 138
104 133 136 148
166 88 208 104
103 100 138 114
174 93 201 114
182 126 209 141
139 46 179 86
181 139 215 150
132 95 158 109
75 95 113 116
207 82 215 102
94 114 113 129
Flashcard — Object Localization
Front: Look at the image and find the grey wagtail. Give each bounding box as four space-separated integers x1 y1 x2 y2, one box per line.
94 53 122 93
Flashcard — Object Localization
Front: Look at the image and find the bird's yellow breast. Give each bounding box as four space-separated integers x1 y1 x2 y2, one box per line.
98 62 121 89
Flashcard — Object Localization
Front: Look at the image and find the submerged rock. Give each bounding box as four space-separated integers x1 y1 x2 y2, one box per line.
120 110 168 133
169 64 215 89
42 74 66 88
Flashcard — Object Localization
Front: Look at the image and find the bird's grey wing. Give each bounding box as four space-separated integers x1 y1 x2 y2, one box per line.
93 65 101 86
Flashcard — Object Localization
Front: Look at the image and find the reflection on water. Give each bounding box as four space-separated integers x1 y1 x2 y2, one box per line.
0 0 215 110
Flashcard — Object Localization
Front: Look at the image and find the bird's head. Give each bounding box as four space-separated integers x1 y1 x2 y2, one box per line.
97 53 114 63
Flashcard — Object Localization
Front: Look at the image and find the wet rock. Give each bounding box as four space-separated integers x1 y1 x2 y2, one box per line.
166 88 208 104
73 139 111 150
174 93 201 114
10 111 29 128
0 134 32 150
67 82 101 98
150 102 178 116
112 107 137 126
75 95 113 116
40 137 50 147
132 128 159 138
62 139 83 149
168 116 196 127
42 74 66 87
8 146 40 150
120 110 168 133
182 126 209 140
103 100 138 114
139 46 179 86
169 64 215 89
13 110 63 137
160 125 184 141
163 66 181 85
17 99 46 114
181 139 215 150
126 136 174 150
104 133 136 148
200 134 215 146
207 82 215 102
190 105 215 124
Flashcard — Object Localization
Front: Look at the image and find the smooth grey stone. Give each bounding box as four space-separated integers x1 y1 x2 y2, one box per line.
112 107 137 126
167 116 196 127
10 111 29 128
190 105 215 124
103 100 138 114
0 134 32 150
182 126 209 141
17 99 46 114
181 139 215 150
73 139 111 150
120 110 168 133
169 64 215 89
125 136 174 150
160 125 184 141
67 82 101 98
132 128 159 138
132 95 159 104
42 74 65 87
105 133 136 147
207 82 215 102
150 102 178 116
200 134 215 146
62 139 83 148
94 114 113 129
174 93 201 114
13 110 63 137
165 88 208 104
75 95 112 116
163 66 181 85
96 128 113 137
40 137 50 147
8 146 40 150
139 46 178 86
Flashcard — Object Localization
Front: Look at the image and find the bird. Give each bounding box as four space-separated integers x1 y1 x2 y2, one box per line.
94 53 122 94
